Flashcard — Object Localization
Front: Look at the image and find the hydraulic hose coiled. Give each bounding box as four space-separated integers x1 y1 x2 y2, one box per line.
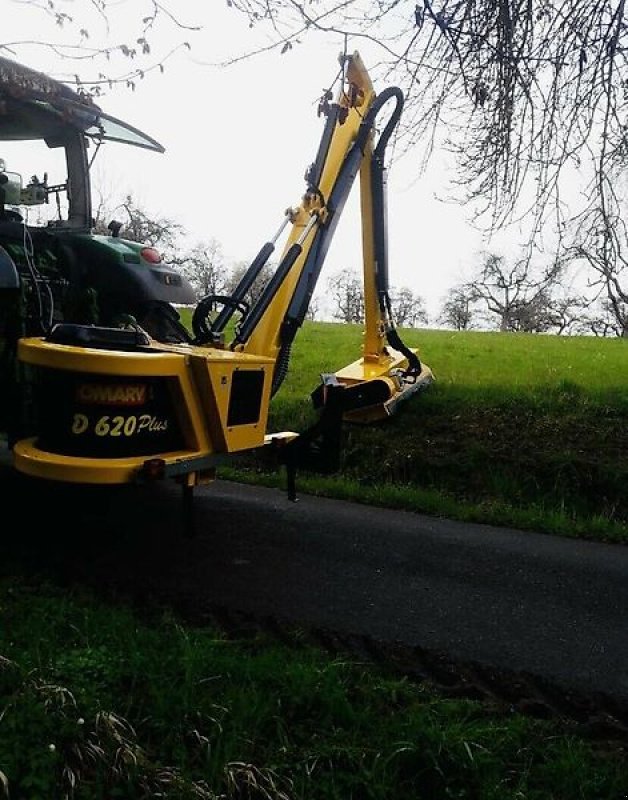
271 341 292 397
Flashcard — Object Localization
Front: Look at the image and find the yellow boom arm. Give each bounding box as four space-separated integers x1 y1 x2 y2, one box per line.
12 51 433 496
203 51 433 421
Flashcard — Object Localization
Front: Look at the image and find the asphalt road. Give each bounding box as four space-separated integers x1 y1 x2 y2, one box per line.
2 457 628 704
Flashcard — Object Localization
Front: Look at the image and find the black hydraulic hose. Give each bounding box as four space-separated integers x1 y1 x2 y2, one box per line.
372 88 404 162
365 89 423 378
192 294 249 344
354 87 404 158
271 341 292 396
283 87 405 337
387 326 422 377
370 151 389 310
370 87 404 307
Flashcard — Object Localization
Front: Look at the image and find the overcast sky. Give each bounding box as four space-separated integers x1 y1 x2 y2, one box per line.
2 2 519 321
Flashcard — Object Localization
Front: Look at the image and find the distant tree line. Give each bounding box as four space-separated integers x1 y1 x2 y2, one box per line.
97 193 428 328
7 3 628 339
99 193 628 337
223 1 628 341
326 269 427 328
438 251 628 337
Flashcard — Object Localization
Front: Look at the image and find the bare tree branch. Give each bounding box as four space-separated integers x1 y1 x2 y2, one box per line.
2 0 201 92
224 0 628 255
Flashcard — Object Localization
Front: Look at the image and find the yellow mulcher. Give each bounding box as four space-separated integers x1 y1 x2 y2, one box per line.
1 51 433 518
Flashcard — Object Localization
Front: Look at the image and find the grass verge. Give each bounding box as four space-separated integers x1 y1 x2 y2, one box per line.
185 321 628 544
217 465 628 544
1 577 627 800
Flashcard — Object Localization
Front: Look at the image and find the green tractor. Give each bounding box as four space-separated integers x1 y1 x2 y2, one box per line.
0 56 196 445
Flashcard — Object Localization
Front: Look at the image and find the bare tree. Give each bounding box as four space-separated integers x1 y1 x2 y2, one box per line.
469 252 564 333
509 290 565 334
226 260 274 309
578 297 628 338
93 192 184 259
438 284 476 331
568 209 628 338
327 269 364 323
179 239 228 300
389 286 428 327
545 292 591 336
226 2 628 268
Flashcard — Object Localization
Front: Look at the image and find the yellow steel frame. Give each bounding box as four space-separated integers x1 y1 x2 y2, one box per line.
13 337 280 484
12 51 432 486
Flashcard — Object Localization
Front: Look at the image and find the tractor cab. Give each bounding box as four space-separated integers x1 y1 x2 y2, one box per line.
0 55 165 230
0 56 195 325
0 56 196 442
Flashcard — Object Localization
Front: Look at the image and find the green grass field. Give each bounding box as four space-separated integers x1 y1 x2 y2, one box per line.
199 320 628 543
2 577 627 800
281 324 628 397
2 322 628 798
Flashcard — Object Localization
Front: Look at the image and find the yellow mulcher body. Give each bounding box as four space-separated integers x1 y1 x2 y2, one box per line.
11 52 433 495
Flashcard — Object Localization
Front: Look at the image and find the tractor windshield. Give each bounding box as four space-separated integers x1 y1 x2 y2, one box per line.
0 55 164 153
82 108 164 152
0 55 164 229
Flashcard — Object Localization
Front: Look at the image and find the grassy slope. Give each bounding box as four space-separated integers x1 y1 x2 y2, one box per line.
212 322 628 542
2 326 628 797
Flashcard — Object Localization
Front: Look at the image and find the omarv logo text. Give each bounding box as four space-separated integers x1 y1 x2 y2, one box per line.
76 383 148 406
